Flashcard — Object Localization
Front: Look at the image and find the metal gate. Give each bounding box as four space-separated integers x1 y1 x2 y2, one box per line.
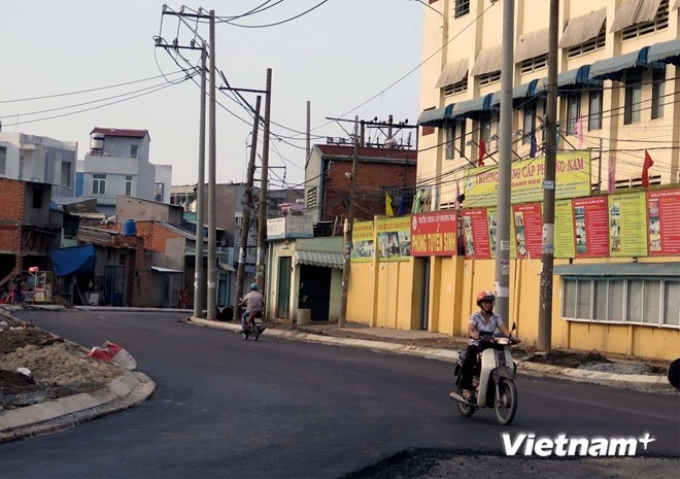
105 265 125 306
276 256 291 319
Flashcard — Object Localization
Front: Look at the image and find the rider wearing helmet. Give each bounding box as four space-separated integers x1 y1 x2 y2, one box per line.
458 290 512 402
239 282 265 332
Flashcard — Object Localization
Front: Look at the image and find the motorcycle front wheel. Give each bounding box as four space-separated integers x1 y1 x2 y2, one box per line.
455 386 475 418
494 378 518 426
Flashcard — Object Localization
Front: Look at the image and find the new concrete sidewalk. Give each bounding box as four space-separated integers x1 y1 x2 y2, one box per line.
0 306 674 443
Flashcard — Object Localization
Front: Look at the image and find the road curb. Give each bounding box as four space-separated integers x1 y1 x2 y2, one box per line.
188 317 673 392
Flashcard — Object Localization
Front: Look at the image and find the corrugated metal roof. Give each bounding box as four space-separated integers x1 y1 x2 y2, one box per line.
435 59 469 89
151 266 183 273
588 48 651 81
559 8 607 49
90 127 150 140
648 38 680 65
470 45 503 76
417 104 454 127
611 0 662 32
555 262 680 277
514 28 549 63
450 94 494 119
315 145 416 161
294 250 344 269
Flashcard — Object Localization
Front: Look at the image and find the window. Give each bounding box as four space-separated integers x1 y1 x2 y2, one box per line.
519 54 548 74
92 174 106 195
32 188 43 209
125 175 133 196
588 88 603 131
621 0 669 40
445 120 466 160
61 161 71 188
566 92 580 135
130 145 139 158
567 25 606 59
522 104 536 145
562 277 680 327
479 70 501 86
0 146 6 175
454 0 470 18
444 75 468 96
154 182 164 202
19 155 24 180
306 187 318 209
623 70 643 125
651 68 666 120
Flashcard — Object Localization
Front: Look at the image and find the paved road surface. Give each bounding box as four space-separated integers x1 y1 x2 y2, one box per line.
1 310 677 479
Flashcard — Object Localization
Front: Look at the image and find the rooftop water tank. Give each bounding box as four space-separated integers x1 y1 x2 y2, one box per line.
122 218 136 236
90 133 105 154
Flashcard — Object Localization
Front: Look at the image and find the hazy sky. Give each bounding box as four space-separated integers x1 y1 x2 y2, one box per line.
1 1 424 188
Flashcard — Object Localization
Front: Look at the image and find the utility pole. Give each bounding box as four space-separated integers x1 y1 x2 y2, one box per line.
256 68 272 291
538 0 559 350
494 0 514 324
207 10 217 321
338 115 360 328
235 96 262 320
305 100 311 167
194 44 207 319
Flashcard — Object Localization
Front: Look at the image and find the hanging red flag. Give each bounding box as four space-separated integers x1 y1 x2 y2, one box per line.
642 150 654 188
477 138 486 167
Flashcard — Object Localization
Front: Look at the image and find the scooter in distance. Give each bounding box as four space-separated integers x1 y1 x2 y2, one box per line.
449 325 521 426
242 309 264 341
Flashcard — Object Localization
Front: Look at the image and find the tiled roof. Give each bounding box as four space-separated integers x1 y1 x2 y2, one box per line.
315 144 416 161
90 127 150 140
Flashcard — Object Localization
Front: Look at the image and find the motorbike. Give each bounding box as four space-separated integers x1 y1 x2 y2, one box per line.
242 309 264 341
449 325 521 426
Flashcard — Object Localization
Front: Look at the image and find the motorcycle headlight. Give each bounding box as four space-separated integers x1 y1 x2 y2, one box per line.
496 337 510 345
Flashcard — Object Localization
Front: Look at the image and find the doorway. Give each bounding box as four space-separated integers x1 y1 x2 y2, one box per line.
417 257 430 330
299 265 331 322
276 256 292 319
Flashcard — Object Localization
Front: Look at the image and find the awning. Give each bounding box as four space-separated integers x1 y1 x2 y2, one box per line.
588 47 661 81
490 79 540 107
648 38 680 65
417 104 454 127
51 244 96 277
610 0 663 32
449 93 494 119
559 8 607 49
554 263 680 277
514 28 549 63
470 45 503 76
436 59 469 89
294 250 344 269
151 266 184 273
218 262 237 272
540 65 599 92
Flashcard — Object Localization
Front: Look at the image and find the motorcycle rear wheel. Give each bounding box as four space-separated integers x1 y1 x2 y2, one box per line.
252 321 260 341
494 378 517 426
456 386 475 418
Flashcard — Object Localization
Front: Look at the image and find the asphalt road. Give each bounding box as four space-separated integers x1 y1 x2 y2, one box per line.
1 310 678 479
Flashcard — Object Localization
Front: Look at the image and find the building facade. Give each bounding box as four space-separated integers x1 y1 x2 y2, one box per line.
0 132 77 198
339 0 680 360
77 128 172 211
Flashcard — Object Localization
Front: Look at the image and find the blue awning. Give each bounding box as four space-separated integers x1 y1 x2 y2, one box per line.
540 65 600 92
417 104 453 127
588 47 663 81
490 79 540 107
648 38 680 65
554 263 680 277
51 244 96 277
449 93 494 119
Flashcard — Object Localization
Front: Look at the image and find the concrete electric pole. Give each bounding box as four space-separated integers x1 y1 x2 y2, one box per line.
207 10 218 321
256 69 272 291
194 44 207 319
538 0 559 351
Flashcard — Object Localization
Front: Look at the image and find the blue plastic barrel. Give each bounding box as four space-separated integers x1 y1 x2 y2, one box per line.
123 218 136 236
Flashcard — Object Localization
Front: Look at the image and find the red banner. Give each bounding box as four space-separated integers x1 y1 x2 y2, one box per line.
461 209 491 259
573 196 609 257
410 211 458 256
647 188 680 256
512 203 543 259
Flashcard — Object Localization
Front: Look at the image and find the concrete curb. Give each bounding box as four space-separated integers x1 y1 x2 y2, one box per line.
188 317 674 393
0 371 156 443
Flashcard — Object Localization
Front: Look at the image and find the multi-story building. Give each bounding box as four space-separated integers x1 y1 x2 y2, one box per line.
0 132 77 198
76 128 172 213
369 0 680 359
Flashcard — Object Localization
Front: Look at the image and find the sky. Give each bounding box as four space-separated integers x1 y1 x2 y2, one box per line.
0 1 425 189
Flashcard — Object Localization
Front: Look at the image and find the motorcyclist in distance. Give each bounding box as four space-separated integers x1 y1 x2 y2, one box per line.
239 282 265 332
458 290 514 402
